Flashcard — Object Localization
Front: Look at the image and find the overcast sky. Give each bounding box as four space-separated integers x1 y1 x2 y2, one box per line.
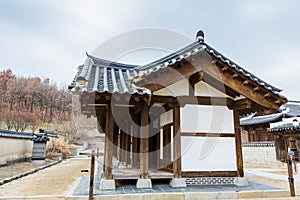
0 0 299 100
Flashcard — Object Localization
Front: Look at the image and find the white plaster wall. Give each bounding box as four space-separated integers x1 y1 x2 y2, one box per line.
181 105 234 133
160 109 173 126
153 79 189 96
0 137 33 165
181 137 237 171
194 81 227 97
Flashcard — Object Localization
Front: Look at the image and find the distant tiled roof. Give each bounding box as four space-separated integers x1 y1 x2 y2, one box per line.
32 133 50 142
281 104 300 117
69 30 285 98
240 113 283 126
0 129 33 139
268 123 300 134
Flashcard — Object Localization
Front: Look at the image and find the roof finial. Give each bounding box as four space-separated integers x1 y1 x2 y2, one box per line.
196 30 204 43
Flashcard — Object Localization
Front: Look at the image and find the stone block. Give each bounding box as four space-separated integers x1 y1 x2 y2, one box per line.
100 179 116 190
169 178 187 188
136 178 152 188
234 177 248 186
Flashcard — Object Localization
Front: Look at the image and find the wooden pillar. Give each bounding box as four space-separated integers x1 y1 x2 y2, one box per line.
285 137 296 196
234 110 244 177
132 115 139 168
140 103 149 179
163 125 171 161
173 105 182 178
118 130 123 161
103 104 114 180
124 122 131 165
121 130 126 163
112 125 118 159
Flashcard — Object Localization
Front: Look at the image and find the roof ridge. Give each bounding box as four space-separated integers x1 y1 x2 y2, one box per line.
86 53 140 69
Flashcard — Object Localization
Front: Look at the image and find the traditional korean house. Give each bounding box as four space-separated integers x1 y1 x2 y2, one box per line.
240 102 300 142
240 112 283 142
269 119 300 162
69 30 287 189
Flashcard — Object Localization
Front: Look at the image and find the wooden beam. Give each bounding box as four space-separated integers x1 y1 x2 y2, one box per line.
103 104 114 180
243 80 249 85
233 110 244 177
204 64 281 109
178 96 234 107
140 103 149 179
182 171 238 177
253 87 260 92
181 133 235 137
232 73 238 78
233 99 251 110
173 105 182 178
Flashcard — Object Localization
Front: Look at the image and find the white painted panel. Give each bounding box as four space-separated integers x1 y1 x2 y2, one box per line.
153 79 189 96
180 105 234 133
181 137 237 171
160 109 173 126
194 81 227 97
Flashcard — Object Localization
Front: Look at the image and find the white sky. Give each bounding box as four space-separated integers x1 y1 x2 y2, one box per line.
0 0 299 100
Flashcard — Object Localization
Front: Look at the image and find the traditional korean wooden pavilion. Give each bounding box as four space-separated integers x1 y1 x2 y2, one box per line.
69 30 287 189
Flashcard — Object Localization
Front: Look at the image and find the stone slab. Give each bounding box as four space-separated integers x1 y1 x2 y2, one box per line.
170 178 187 188
234 177 249 186
100 179 116 190
136 179 152 188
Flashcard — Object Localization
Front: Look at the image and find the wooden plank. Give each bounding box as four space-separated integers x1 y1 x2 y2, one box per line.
103 104 114 180
182 171 238 177
233 110 244 177
181 132 235 137
140 104 149 179
173 105 182 178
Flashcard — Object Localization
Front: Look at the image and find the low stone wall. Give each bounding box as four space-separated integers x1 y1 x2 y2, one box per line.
0 136 33 166
242 142 282 166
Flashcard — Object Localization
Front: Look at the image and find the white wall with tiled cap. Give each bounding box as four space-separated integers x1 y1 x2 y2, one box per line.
0 137 33 165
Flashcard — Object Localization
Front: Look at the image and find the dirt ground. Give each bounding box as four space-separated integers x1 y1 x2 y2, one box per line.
0 160 53 180
0 157 90 197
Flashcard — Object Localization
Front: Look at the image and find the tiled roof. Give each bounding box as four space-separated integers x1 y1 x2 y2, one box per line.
240 113 283 126
0 129 33 139
32 133 50 142
70 30 284 97
281 103 300 117
268 122 300 134
71 54 149 95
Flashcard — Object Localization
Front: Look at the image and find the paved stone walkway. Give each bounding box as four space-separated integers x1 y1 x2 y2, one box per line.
72 158 285 196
